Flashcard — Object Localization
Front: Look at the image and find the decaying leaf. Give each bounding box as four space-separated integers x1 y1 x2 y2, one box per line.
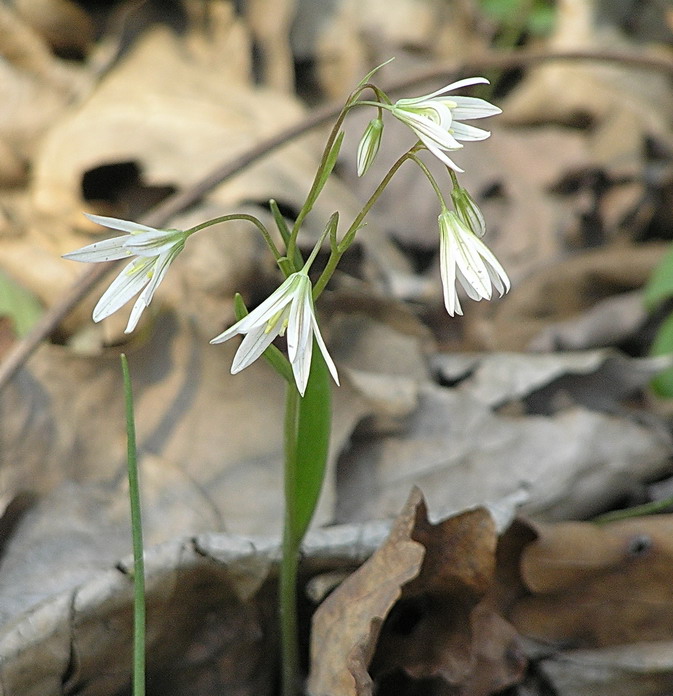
510 516 673 648
0 520 395 696
307 487 426 696
501 0 673 137
0 311 370 542
0 4 89 186
336 381 671 524
486 244 668 351
309 490 525 696
538 641 673 696
432 349 671 413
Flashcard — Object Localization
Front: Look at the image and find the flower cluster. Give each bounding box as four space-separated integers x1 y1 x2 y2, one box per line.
356 76 508 317
63 71 508 396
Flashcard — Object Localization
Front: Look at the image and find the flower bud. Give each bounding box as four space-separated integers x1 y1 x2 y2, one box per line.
451 185 486 237
356 117 384 177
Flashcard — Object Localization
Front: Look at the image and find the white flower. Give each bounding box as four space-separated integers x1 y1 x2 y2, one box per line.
356 117 384 176
210 271 339 396
388 77 501 171
63 214 187 333
438 210 510 316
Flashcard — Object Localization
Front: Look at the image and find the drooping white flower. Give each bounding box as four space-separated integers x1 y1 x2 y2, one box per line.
387 77 501 171
438 209 509 316
63 214 187 333
210 271 339 396
356 117 384 177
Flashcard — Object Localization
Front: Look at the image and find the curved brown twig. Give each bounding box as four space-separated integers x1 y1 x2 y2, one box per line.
1 48 672 392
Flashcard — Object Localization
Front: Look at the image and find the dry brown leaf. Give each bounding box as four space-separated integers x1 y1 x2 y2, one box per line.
510 516 673 647
538 641 673 696
0 5 88 185
14 0 94 57
0 311 369 540
245 0 296 91
501 0 673 138
377 509 494 684
432 349 670 414
309 491 524 696
306 0 484 99
307 487 426 696
485 243 667 351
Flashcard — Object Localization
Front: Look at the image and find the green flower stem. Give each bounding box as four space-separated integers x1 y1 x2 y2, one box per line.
121 354 145 696
287 110 349 263
313 146 419 299
410 154 450 208
280 346 332 696
286 79 383 264
186 213 282 261
448 168 460 189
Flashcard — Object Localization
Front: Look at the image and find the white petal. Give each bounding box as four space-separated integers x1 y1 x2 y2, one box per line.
401 112 462 150
291 336 313 396
311 316 340 386
442 213 492 299
456 265 484 300
286 277 313 364
92 258 153 322
235 274 303 334
286 278 315 395
439 221 460 316
210 275 301 344
449 96 502 120
422 138 464 172
473 240 511 293
231 320 284 373
453 232 492 300
416 102 454 129
125 294 148 334
121 249 179 334
124 229 182 257
487 264 506 296
63 236 133 262
210 321 244 344
398 77 489 104
451 122 491 142
84 213 161 235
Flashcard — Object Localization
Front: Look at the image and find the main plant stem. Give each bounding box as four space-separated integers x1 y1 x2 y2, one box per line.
280 384 301 696
278 349 332 696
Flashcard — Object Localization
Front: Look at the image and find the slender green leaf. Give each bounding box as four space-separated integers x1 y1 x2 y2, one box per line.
305 131 344 212
288 342 332 545
0 270 43 337
650 312 673 396
644 245 673 311
270 199 304 269
121 354 146 696
355 57 395 89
